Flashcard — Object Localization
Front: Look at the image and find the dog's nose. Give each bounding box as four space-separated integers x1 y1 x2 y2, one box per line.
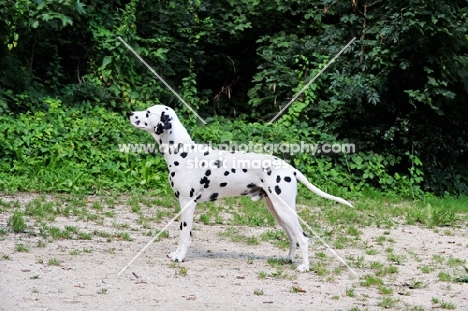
127 112 134 119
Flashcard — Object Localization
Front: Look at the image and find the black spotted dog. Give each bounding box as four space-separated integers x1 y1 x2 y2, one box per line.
128 105 353 272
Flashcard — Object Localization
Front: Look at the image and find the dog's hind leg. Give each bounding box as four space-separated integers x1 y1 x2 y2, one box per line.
168 200 196 262
264 197 297 263
268 195 309 272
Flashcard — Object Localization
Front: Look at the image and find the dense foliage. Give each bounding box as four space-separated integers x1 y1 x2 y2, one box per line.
0 0 467 196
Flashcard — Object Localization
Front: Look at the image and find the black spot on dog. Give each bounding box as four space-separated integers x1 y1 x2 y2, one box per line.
284 176 292 182
204 151 209 156
224 171 230 176
179 222 182 230
174 161 179 166
214 160 222 168
261 179 264 182
135 116 139 119
231 168 236 173
201 161 206 168
242 169 248 173
190 188 195 197
144 122 147 126
247 183 256 188
195 193 202 200
169 141 174 145
191 145 195 149
171 172 175 177
267 170 272 176
240 190 249 196
180 152 188 158
136 120 141 125
205 169 211 176
276 175 281 183
209 193 219 201
200 176 210 188
294 171 297 176
220 182 227 187
303 232 308 238
159 139 162 144
171 181 174 187
174 191 180 198
183 222 187 227
275 185 281 195
268 187 272 194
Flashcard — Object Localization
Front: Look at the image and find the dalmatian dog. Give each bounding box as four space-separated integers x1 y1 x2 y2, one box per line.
128 105 353 272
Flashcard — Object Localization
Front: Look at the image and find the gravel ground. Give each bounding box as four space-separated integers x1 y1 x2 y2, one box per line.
1 193 467 310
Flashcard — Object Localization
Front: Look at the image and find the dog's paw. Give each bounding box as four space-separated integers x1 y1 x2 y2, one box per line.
296 263 310 272
168 251 185 262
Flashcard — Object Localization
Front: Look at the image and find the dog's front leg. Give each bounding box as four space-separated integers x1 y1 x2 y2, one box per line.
168 201 196 262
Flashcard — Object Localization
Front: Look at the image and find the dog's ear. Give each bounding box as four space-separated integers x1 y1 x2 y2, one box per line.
154 111 172 135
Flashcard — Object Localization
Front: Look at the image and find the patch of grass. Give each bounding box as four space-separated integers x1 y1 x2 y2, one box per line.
432 254 445 264
97 288 108 294
408 279 427 289
70 249 80 255
48 258 60 266
8 210 26 233
267 257 291 267
432 297 456 310
199 213 210 225
260 230 288 249
334 235 349 249
365 248 379 255
310 262 329 277
370 261 384 269
378 285 393 295
447 257 466 267
438 271 452 282
15 243 30 252
258 271 267 279
2 254 11 260
378 297 399 308
375 265 398 277
253 289 264 296
116 232 132 241
420 266 434 274
360 274 383 287
178 266 188 277
219 227 257 245
78 232 92 240
346 255 366 268
246 236 259 245
345 287 355 297
387 253 405 265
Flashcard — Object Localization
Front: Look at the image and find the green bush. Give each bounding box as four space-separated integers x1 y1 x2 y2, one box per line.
0 98 167 193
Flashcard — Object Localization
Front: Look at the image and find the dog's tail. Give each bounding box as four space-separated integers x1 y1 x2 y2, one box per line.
294 169 353 207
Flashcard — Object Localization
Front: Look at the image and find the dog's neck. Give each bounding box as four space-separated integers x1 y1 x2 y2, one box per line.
150 116 194 157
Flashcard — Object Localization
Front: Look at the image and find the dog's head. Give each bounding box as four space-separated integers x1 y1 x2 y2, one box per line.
128 105 175 135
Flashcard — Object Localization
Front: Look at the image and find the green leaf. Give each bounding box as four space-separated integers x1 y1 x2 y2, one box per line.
101 56 113 69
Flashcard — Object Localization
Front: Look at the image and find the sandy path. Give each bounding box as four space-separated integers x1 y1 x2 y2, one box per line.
1 194 467 310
